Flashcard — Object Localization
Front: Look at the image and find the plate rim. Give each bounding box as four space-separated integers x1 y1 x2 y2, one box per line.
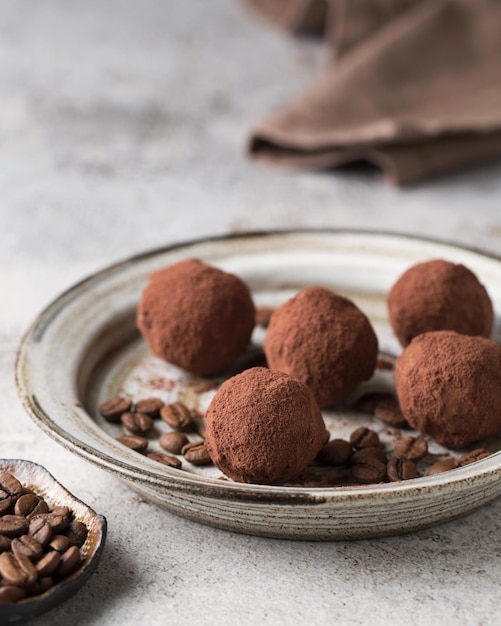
15 228 501 503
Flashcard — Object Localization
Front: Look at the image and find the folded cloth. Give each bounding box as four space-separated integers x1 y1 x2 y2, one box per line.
247 0 501 185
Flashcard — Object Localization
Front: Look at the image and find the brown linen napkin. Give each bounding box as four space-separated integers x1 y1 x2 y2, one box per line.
247 0 501 185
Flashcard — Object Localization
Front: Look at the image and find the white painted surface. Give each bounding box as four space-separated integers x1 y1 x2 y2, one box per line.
1 1 501 624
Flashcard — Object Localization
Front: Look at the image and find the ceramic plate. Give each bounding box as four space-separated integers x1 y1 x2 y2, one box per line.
15 231 501 540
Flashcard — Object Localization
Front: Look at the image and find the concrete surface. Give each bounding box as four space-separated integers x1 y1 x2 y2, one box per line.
1 0 501 624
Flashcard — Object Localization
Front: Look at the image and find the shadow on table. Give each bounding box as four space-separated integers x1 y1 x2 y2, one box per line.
24 535 137 626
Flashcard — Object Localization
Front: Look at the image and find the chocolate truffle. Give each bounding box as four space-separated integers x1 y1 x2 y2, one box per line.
395 331 501 449
137 259 255 376
387 259 493 347
205 367 328 484
263 287 378 407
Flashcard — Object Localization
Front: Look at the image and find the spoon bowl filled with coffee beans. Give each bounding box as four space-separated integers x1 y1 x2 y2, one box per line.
0 459 106 623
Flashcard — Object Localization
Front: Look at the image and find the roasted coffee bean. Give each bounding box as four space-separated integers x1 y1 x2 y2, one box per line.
28 518 52 546
12 535 43 561
121 412 154 435
0 535 11 552
0 551 37 587
28 576 53 596
428 458 457 476
351 447 387 466
350 427 380 450
35 508 69 534
376 356 394 371
117 435 148 454
393 436 428 461
49 535 70 553
0 585 27 603
56 545 81 577
146 452 182 469
457 449 491 467
36 550 61 577
374 400 409 429
317 439 353 466
99 396 132 422
387 457 418 481
0 490 14 516
15 493 49 519
255 306 275 328
355 392 393 414
159 431 189 455
160 402 192 431
0 515 29 538
351 457 386 484
64 521 88 548
182 441 212 465
0 472 24 497
134 397 164 418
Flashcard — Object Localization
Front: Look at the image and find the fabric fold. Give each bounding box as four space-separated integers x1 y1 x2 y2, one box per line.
247 0 501 184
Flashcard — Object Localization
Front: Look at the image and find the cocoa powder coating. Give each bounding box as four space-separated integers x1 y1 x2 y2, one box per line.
263 286 378 407
395 331 501 449
205 367 328 484
388 259 493 347
137 259 255 376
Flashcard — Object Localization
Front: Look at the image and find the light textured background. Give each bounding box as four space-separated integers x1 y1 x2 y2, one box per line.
2 1 501 624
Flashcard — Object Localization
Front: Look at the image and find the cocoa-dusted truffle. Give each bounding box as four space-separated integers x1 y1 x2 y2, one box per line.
205 367 328 484
137 259 255 376
395 331 501 449
263 287 378 407
388 259 493 347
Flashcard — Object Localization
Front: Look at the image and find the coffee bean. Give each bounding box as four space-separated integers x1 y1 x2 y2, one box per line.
28 576 53 596
457 449 491 467
350 427 380 450
49 535 70 553
351 447 387 466
0 551 37 587
355 392 393 414
36 550 61 577
0 585 27 603
121 412 154 435
387 457 419 481
15 493 48 519
64 521 88 548
317 439 353 466
0 535 11 552
374 401 409 429
159 432 189 455
117 435 148 454
428 458 457 476
56 545 81 578
182 441 212 465
351 457 386 484
376 356 394 371
12 535 43 561
0 472 24 497
99 396 132 422
134 398 164 418
255 306 275 328
146 452 182 469
0 515 29 538
28 518 52 546
393 436 428 461
160 402 192 431
0 490 14 516
34 508 69 534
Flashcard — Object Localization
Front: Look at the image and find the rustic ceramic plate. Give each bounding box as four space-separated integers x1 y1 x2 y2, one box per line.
15 231 501 540
0 459 106 623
